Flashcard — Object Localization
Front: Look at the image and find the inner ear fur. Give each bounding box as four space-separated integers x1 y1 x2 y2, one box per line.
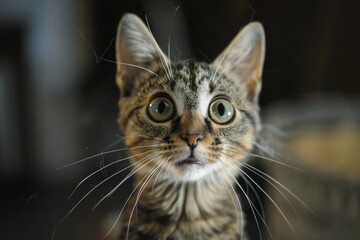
212 22 265 103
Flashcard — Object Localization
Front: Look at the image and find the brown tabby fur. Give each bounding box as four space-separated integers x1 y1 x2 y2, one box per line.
115 13 265 240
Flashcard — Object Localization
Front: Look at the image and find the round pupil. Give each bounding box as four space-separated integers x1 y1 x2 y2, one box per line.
158 101 166 114
217 103 225 116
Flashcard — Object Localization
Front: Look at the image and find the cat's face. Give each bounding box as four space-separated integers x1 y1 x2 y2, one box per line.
116 14 265 182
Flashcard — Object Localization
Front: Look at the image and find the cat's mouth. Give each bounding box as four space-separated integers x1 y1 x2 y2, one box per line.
177 157 204 166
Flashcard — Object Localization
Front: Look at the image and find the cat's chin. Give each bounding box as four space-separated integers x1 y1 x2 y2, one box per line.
172 158 218 182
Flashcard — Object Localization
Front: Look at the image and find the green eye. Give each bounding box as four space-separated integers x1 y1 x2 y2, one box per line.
209 98 235 124
147 96 175 122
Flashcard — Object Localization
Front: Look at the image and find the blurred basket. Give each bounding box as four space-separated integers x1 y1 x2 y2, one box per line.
261 96 360 240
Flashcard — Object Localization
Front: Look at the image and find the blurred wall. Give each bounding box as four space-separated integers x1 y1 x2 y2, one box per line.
0 0 90 183
0 0 359 239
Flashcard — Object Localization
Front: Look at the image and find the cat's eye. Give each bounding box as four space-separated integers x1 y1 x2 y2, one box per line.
209 98 235 124
147 96 175 122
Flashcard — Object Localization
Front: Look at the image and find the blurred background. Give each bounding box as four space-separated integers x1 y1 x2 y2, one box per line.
0 0 359 239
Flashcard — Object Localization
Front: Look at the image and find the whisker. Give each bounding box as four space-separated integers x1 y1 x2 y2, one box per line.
221 160 266 240
222 158 274 240
102 190 134 240
151 153 174 193
235 162 296 233
103 58 159 76
92 152 161 210
248 152 303 171
67 150 157 199
136 160 164 201
240 169 266 219
248 5 256 23
144 15 172 80
221 143 299 171
126 160 164 239
216 164 244 240
252 141 277 158
167 35 173 77
210 27 244 83
76 27 158 77
219 149 267 220
261 124 288 138
231 173 270 240
59 152 158 224
75 27 113 64
57 144 159 170
243 162 314 214
101 165 158 240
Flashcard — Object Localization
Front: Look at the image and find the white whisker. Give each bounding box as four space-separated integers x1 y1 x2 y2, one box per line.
92 152 161 210
222 159 273 240
151 153 174 193
248 152 303 171
75 27 113 64
262 125 287 136
57 145 159 171
219 149 267 219
235 162 296 233
102 165 158 240
144 15 172 80
216 164 244 240
232 174 269 240
126 160 164 239
252 141 277 158
243 162 314 214
222 161 266 240
105 59 159 76
210 27 243 83
167 35 174 77
59 152 158 224
67 150 157 199
76 27 158 77
248 5 256 23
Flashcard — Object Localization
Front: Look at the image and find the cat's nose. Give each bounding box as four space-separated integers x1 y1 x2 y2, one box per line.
181 134 204 149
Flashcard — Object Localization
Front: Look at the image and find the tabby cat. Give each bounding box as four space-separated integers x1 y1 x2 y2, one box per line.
115 13 265 240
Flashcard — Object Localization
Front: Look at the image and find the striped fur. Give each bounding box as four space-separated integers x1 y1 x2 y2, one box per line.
116 14 265 240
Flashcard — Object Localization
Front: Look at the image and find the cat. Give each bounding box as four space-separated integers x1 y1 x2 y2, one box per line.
115 13 265 240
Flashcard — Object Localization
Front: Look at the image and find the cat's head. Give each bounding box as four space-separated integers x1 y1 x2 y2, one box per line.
115 14 265 182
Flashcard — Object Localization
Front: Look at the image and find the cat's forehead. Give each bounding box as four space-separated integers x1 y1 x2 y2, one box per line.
170 61 216 112
174 61 211 92
170 60 238 96
173 60 213 87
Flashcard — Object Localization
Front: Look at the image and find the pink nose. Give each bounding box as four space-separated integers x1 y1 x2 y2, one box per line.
182 134 203 146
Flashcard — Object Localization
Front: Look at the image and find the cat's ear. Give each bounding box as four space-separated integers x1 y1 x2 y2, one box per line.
212 22 265 103
116 13 169 97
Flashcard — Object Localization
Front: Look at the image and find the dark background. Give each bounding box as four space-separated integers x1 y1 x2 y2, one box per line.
0 0 359 239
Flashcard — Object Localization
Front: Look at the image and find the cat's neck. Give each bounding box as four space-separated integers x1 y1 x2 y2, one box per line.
133 172 240 222
123 168 244 239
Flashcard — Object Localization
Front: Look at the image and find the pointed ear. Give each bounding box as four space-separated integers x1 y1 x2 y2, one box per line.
212 22 265 103
115 13 169 97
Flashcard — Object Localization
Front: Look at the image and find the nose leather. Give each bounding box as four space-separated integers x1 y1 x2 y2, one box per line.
187 134 202 145
182 134 204 149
